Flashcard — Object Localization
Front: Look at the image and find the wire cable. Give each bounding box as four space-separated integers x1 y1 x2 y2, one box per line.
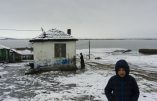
0 29 41 31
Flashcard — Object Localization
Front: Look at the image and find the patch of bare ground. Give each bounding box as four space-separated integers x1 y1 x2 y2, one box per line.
86 61 157 82
130 64 157 82
86 61 114 70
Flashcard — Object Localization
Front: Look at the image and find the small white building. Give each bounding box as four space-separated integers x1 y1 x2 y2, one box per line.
30 29 78 69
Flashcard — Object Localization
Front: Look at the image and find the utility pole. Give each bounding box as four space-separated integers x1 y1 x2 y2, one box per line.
89 40 90 59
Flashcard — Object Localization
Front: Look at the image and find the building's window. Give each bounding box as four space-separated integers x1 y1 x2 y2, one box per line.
55 43 66 58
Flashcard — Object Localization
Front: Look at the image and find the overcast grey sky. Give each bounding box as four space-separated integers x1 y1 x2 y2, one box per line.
0 0 157 39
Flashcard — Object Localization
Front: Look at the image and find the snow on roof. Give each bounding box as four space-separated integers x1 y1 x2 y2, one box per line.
0 44 10 49
30 29 78 42
11 49 33 55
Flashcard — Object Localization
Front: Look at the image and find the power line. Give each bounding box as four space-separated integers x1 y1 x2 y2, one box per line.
0 29 41 31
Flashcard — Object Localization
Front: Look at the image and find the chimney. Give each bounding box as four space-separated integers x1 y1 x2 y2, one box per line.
67 29 71 35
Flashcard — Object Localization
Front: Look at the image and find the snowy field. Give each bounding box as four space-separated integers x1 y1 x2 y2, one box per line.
0 48 157 101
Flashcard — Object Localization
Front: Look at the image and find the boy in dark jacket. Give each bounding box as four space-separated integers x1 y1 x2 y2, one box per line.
105 59 139 101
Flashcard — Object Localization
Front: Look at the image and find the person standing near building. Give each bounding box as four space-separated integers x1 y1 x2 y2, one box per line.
105 59 139 101
80 53 85 69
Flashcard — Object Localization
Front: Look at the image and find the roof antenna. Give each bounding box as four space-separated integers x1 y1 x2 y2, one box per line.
41 27 46 38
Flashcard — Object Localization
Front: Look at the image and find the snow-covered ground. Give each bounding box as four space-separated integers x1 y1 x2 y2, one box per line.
77 48 157 71
0 48 157 101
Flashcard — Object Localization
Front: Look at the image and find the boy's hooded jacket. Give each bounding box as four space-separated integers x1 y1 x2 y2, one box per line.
105 60 139 101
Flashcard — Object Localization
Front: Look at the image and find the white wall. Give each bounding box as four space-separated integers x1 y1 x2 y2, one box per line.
66 41 76 59
33 42 54 61
33 41 76 67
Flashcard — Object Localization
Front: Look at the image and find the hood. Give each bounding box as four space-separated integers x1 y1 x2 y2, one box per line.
115 59 130 75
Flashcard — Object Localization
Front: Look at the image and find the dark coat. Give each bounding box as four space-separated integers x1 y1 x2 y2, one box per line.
80 53 85 69
105 60 139 101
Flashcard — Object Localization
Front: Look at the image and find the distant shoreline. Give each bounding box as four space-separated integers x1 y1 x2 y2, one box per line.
78 38 157 40
1 37 157 40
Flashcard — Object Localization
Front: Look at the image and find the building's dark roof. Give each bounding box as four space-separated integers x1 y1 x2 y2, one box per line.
11 49 33 55
30 29 78 42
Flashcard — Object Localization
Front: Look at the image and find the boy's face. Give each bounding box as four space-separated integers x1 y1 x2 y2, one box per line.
118 68 126 78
